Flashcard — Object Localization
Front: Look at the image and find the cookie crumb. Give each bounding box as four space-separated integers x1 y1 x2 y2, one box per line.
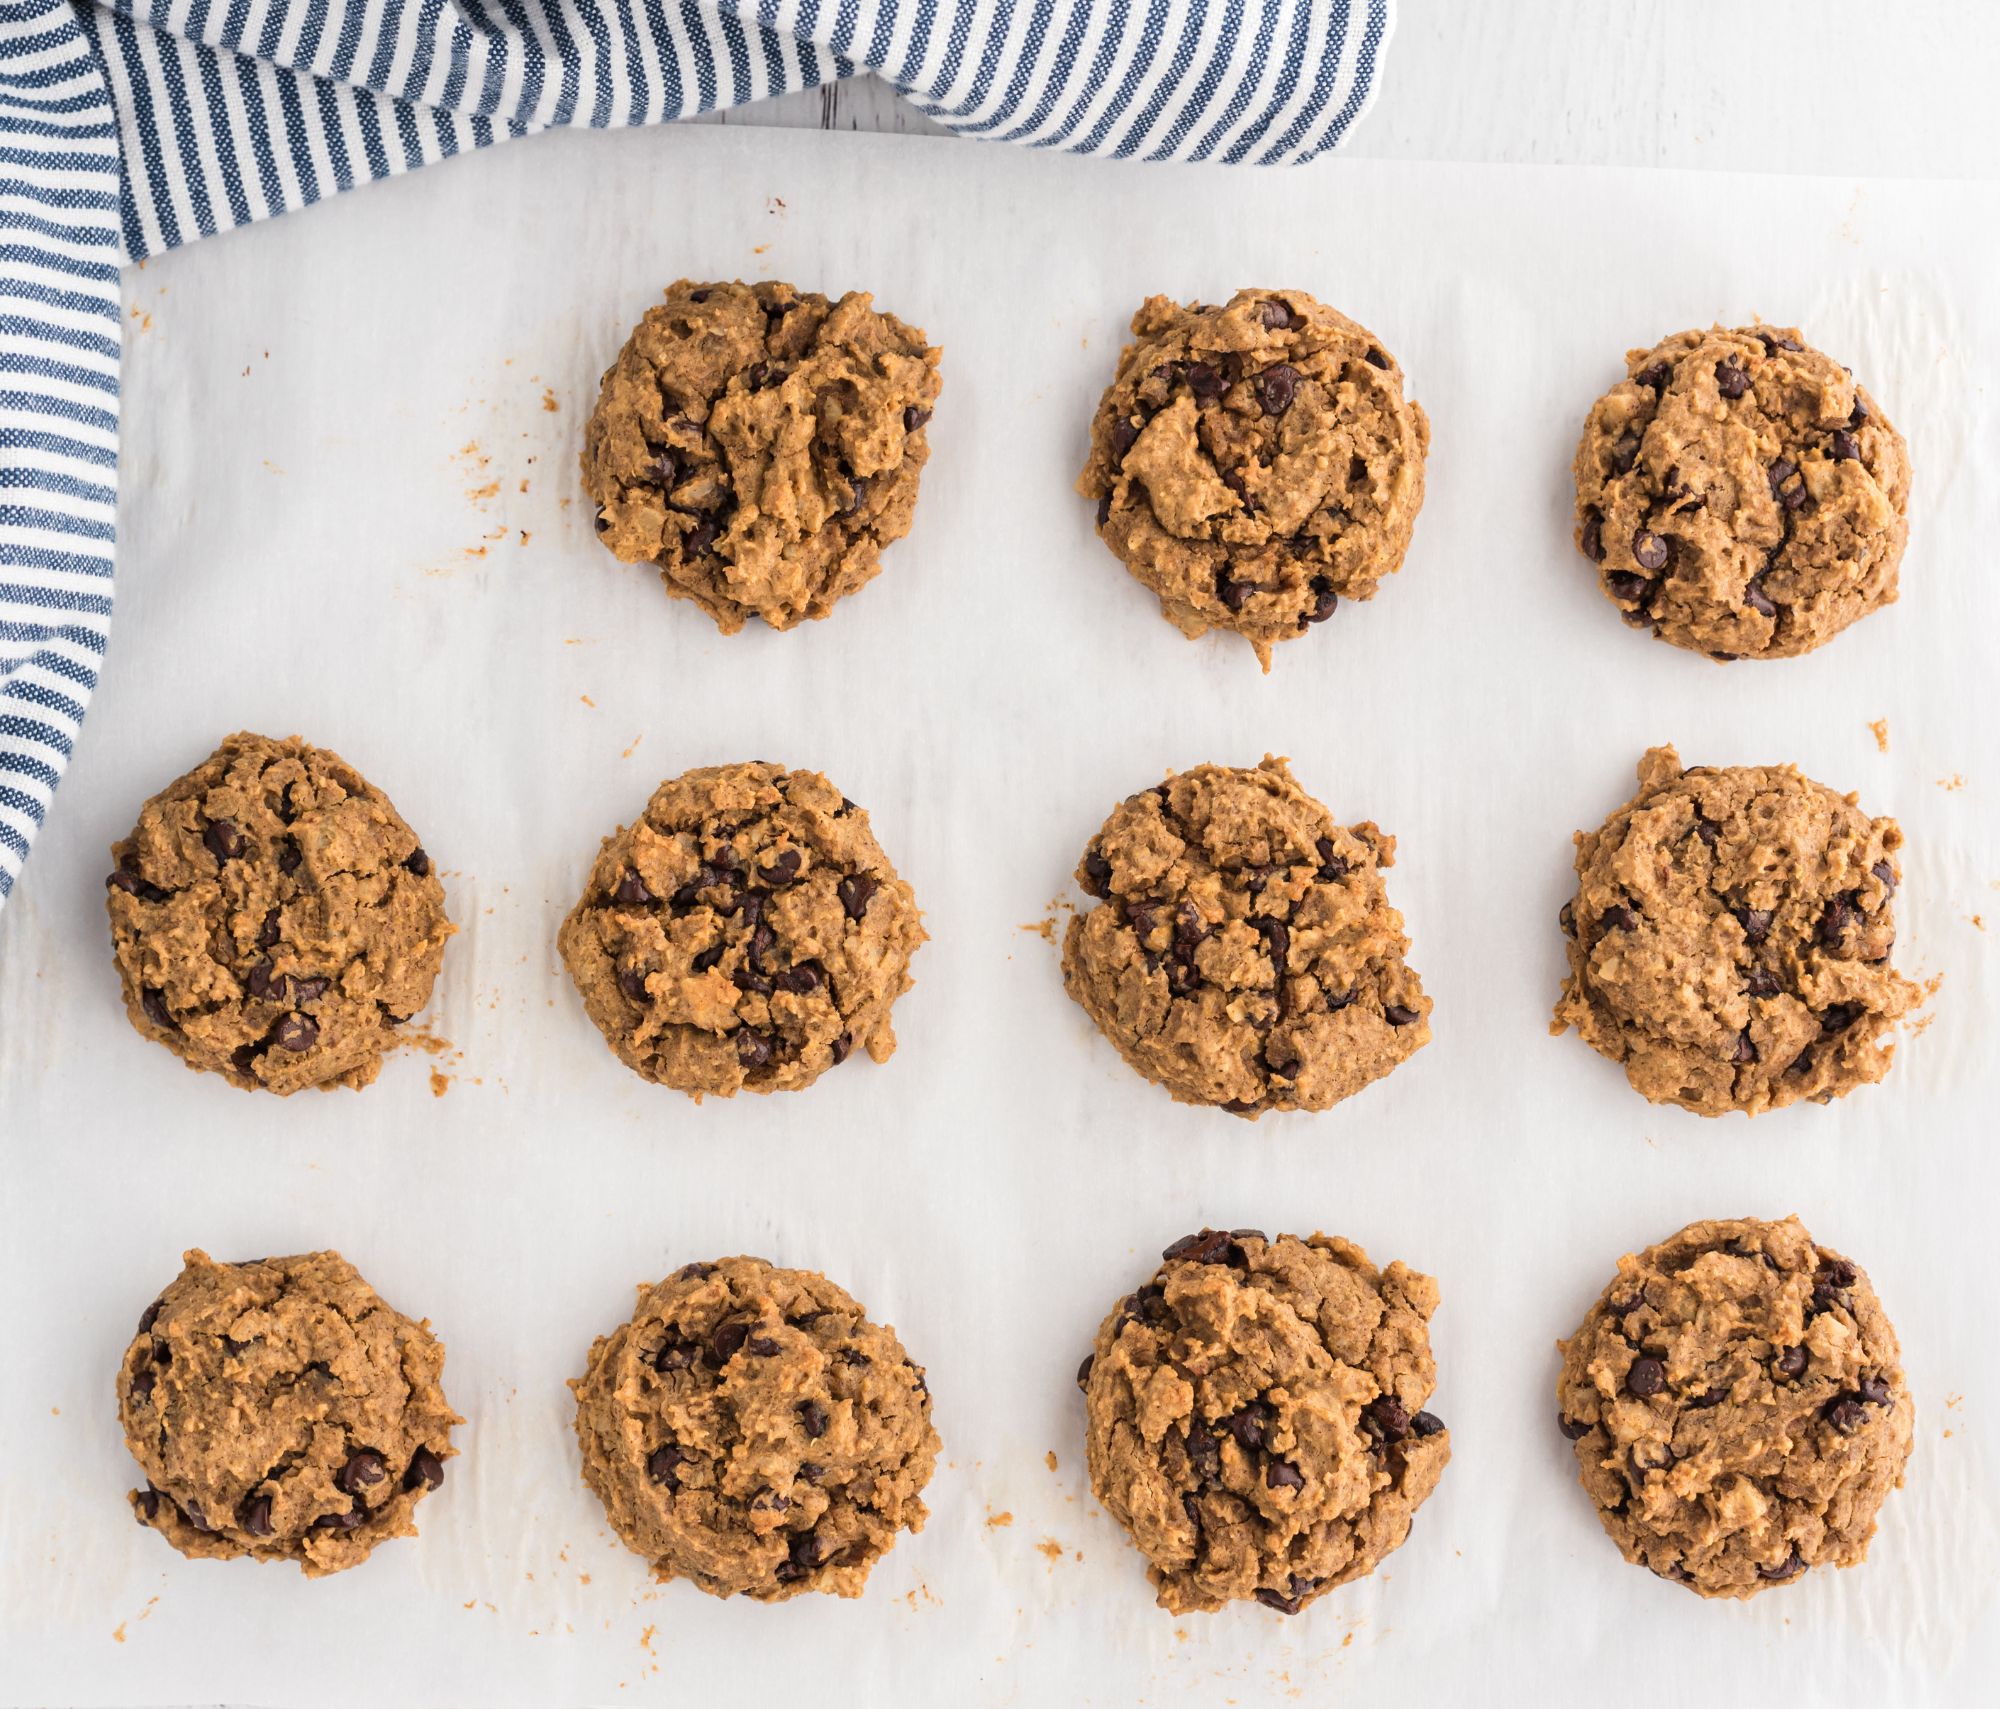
1868 718 1890 752
430 1069 451 1097
1036 1537 1064 1565
1045 1450 1059 1472
1017 918 1056 942
542 388 559 412
985 1509 1013 1528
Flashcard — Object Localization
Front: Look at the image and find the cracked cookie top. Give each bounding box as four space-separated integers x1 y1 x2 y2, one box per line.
571 1256 938 1601
1079 1230 1449 1616
117 1250 460 1576
557 762 925 1099
1061 757 1430 1117
1552 745 1924 1116
1077 289 1429 669
105 732 451 1094
581 279 942 633
1557 1216 1912 1599
1572 324 1910 659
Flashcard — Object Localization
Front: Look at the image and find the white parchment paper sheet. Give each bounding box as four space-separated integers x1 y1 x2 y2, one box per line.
2 126 1997 1706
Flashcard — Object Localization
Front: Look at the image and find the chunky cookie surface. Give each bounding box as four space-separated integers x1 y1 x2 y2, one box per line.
1557 1216 1912 1598
582 279 941 631
105 732 450 1093
1063 757 1430 1116
118 1250 460 1575
1552 745 1922 1115
1573 324 1909 659
1080 1230 1449 1615
558 762 924 1098
1078 289 1428 668
572 1256 938 1600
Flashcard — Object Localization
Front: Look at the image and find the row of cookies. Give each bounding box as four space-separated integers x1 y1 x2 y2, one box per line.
104 733 1925 1117
580 280 1912 671
117 1213 1912 1607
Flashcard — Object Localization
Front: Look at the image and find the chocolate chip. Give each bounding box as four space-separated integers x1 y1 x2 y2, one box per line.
1081 849 1113 897
1631 529 1670 572
613 868 653 906
798 1400 828 1440
1824 1396 1868 1435
141 987 176 1031
1689 1384 1730 1409
1628 1441 1676 1478
1258 299 1293 329
1315 837 1348 882
1821 1257 1858 1288
1600 903 1638 933
1757 330 1803 354
1254 1587 1304 1615
272 1013 317 1053
1776 1345 1808 1378
1250 915 1289 970
1559 900 1577 937
829 1032 853 1066
1364 348 1389 369
397 1446 443 1494
1716 358 1750 399
130 1365 155 1402
837 873 878 921
1265 1458 1305 1491
135 1487 161 1522
290 975 330 1003
775 962 823 996
137 1299 163 1335
233 1493 272 1537
106 867 167 902
749 1336 781 1356
1635 360 1671 391
618 967 650 1002
1580 508 1604 562
1740 967 1780 1000
1820 1002 1863 1035
1215 572 1253 611
1303 578 1337 624
903 405 932 432
1819 894 1857 949
684 517 718 555
1609 429 1641 474
688 289 710 303
1734 906 1773 945
761 849 801 887
312 1507 363 1531
736 1030 774 1070
647 1444 684 1487
1384 1003 1420 1027
1186 362 1226 402
1605 570 1652 605
1163 1229 1233 1265
338 1450 386 1494
1857 1375 1893 1406
1745 577 1778 618
1830 429 1860 462
203 818 243 862
1221 1402 1274 1452
1095 493 1111 527
1076 1353 1095 1389
1849 394 1870 426
1559 1414 1591 1440
278 838 302 875
1871 859 1897 894
1255 364 1298 416
1757 1546 1805 1582
1365 1396 1411 1441
1410 1410 1444 1437
707 1319 750 1368
245 959 286 1002
1109 417 1138 458
653 1341 696 1373
402 847 432 879
1625 1356 1666 1398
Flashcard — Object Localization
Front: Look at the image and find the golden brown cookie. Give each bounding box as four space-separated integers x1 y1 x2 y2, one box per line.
1573 324 1910 659
558 762 925 1099
1077 289 1429 669
105 732 451 1094
1557 1216 1912 1598
1079 1229 1450 1616
581 279 942 632
1063 757 1430 1117
571 1256 939 1600
1552 745 1923 1115
117 1250 460 1576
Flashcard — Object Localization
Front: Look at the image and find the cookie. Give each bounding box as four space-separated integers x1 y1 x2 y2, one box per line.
581 279 942 632
118 1250 460 1576
571 1256 939 1600
1552 745 1923 1115
1077 289 1428 669
1557 1216 1912 1598
558 762 925 1099
1063 757 1431 1117
1573 324 1910 659
1079 1229 1449 1616
105 732 451 1094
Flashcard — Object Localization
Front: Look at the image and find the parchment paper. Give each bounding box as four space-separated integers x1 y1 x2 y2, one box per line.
1 124 1996 1706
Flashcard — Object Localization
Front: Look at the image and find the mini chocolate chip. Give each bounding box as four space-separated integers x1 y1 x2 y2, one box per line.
1694 818 1720 848
338 1451 385 1495
245 959 285 1002
1410 1410 1444 1437
1303 578 1337 624
1857 1375 1893 1407
619 968 650 1002
141 987 176 1031
312 1507 363 1532
1821 1257 1858 1288
799 1401 828 1439
1871 859 1897 893
290 975 330 1003
1626 1357 1666 1398
1186 362 1226 401
1559 1414 1591 1440
1109 417 1138 458
1745 577 1778 618
1824 1397 1867 1434
1757 1546 1805 1582
1259 299 1292 329
1830 429 1860 462
1364 347 1389 369
829 1032 853 1066
613 868 653 906
135 1487 161 1521
1384 1003 1420 1027
761 849 801 886
1095 493 1111 526
1559 900 1577 937
1250 914 1288 969
1365 1396 1411 1441
1819 894 1857 949
749 1336 781 1356
1628 1442 1676 1478
1265 1458 1305 1491
277 838 302 875
1605 570 1652 604
1609 430 1640 474
1076 1353 1095 1389
1255 364 1298 416
1081 849 1113 896
1580 508 1604 562
1254 1587 1304 1615
130 1365 155 1402
403 847 431 878
647 1444 684 1487
1689 1384 1730 1409
1600 903 1638 933
1776 1345 1808 1378
1768 457 1798 497
1215 572 1252 611
653 1341 696 1373
688 289 710 303
684 517 719 555
736 1030 774 1070
239 1494 273 1537
707 1319 750 1368
1716 357 1750 399
775 962 823 996
403 1447 444 1492
1315 838 1348 882
1820 1002 1863 1035
272 1013 317 1053
903 405 932 432
837 873 878 921
1631 529 1670 571
1757 330 1802 354
203 818 244 862
1635 360 1672 391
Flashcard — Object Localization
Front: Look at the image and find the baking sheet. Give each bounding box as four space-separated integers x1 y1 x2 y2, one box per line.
1 124 1997 1707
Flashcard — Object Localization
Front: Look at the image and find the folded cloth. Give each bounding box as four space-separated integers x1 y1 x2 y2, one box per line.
0 0 1396 902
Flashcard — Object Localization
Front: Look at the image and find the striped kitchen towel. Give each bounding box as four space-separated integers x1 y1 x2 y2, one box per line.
0 0 1396 902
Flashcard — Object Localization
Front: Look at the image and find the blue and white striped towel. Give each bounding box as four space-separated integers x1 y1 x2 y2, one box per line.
0 0 1395 903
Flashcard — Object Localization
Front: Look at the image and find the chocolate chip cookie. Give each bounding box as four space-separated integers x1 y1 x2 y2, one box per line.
1063 757 1431 1117
118 1249 460 1576
558 762 925 1099
1557 1216 1912 1598
572 1256 939 1600
105 732 451 1094
1573 324 1910 659
581 280 942 632
1078 289 1428 670
1079 1229 1449 1616
1552 745 1924 1115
